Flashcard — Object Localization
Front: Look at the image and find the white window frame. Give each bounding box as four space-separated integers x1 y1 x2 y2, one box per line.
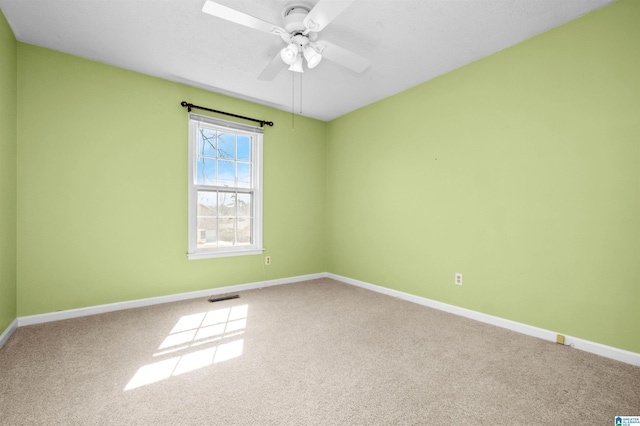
187 113 263 260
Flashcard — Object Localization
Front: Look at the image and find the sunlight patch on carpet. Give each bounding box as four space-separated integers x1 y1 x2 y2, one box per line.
124 304 248 391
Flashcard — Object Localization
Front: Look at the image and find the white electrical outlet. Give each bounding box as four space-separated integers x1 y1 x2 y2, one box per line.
265 256 271 265
455 273 463 286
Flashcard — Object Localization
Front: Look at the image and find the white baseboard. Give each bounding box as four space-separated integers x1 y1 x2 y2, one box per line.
18 273 327 327
0 318 18 349
328 273 640 367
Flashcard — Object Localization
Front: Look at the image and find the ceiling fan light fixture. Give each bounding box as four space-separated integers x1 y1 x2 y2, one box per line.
288 55 304 73
280 43 299 65
303 45 322 69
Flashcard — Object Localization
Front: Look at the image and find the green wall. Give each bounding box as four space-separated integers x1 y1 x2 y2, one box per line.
0 9 17 333
326 0 639 353
16 44 326 316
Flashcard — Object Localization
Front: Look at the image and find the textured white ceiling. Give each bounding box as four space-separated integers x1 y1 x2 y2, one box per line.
0 0 615 121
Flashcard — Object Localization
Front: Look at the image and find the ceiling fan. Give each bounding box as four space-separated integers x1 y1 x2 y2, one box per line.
201 0 371 80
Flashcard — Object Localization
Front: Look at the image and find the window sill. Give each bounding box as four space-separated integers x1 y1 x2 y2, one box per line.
187 247 264 260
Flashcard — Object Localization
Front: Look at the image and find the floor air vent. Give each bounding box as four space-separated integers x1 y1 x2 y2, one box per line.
207 293 240 303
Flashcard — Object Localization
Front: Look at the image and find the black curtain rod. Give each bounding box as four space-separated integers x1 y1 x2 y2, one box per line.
180 101 274 127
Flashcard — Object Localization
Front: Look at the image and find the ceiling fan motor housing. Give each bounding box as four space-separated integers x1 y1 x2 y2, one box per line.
283 5 310 34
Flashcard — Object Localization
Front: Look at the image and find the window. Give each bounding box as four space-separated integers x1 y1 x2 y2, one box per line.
187 113 263 260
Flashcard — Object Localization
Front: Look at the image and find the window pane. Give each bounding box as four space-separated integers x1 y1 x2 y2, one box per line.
218 133 235 159
237 136 251 161
196 158 216 185
199 128 217 156
217 160 235 187
237 218 252 245
236 193 251 217
237 163 251 188
218 192 236 217
197 192 218 248
218 218 236 246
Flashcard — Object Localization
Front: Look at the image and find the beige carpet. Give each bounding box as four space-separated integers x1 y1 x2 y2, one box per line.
1 278 638 425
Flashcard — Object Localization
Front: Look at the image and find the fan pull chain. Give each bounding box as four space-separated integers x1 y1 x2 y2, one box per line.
291 69 295 130
299 72 303 115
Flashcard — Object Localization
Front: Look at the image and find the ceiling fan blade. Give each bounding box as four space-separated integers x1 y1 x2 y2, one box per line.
202 1 286 36
318 41 370 74
303 0 356 33
258 52 286 81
